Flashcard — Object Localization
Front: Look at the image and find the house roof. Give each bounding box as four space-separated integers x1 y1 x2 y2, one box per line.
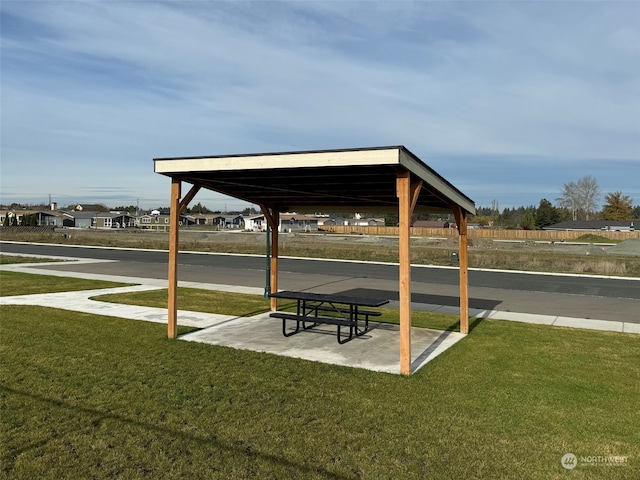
0 209 72 217
154 146 475 215
280 213 318 221
69 211 134 219
545 220 636 230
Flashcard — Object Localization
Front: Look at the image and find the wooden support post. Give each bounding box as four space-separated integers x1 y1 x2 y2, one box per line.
453 205 469 334
270 217 279 311
397 170 412 376
168 177 181 339
260 205 279 311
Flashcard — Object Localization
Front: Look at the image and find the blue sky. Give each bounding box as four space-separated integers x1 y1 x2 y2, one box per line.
1 1 639 212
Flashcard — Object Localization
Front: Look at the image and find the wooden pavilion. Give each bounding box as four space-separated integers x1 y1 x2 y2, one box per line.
154 146 476 375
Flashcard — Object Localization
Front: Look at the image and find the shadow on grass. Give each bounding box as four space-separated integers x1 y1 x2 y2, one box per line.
1 384 351 480
468 317 483 332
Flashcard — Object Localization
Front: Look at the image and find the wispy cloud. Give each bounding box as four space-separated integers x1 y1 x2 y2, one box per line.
1 1 638 209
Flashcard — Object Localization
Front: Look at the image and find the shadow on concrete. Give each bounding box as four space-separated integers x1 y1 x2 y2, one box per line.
333 287 502 311
410 330 453 373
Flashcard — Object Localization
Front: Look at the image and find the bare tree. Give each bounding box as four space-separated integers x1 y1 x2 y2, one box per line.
577 175 600 220
557 176 601 220
556 181 580 220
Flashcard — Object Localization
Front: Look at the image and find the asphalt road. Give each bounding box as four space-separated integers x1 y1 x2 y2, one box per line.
2 241 639 323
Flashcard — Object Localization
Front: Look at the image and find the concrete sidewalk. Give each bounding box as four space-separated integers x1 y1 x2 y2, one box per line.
2 260 638 375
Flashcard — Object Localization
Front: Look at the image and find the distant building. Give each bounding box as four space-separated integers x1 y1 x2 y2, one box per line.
213 214 244 228
544 220 636 232
412 220 452 228
244 213 319 232
0 209 70 227
319 215 384 227
348 216 385 226
280 213 319 232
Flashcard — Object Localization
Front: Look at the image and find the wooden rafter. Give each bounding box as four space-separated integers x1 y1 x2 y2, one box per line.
410 180 423 213
178 183 201 215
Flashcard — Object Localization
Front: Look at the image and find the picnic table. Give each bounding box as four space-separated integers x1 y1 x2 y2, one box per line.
269 291 389 344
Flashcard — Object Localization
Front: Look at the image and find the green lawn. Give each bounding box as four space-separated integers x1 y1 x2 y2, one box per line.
92 287 277 317
0 255 65 265
0 271 132 296
2 271 638 478
2 304 638 479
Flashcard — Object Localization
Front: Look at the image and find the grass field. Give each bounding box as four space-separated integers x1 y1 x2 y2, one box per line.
0 270 132 296
0 255 65 265
2 306 638 479
1 270 639 478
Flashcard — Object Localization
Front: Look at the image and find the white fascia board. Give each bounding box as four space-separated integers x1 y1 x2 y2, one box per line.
399 150 476 215
154 147 401 174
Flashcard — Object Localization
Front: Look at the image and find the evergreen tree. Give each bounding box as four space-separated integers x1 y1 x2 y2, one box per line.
384 213 399 226
535 199 560 229
520 210 536 230
602 191 633 220
190 202 211 214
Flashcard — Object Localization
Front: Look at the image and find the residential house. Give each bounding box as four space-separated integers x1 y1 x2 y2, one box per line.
544 220 636 232
348 215 385 226
94 212 136 229
0 209 70 227
64 211 135 229
70 211 97 229
244 214 266 231
138 213 171 230
319 216 347 226
188 214 212 226
280 213 319 232
212 214 244 229
244 213 319 232
138 211 194 230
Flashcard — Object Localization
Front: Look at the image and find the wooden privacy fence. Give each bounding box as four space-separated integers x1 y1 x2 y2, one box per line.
319 225 639 241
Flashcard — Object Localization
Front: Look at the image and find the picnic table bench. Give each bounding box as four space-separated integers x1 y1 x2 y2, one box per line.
269 291 389 344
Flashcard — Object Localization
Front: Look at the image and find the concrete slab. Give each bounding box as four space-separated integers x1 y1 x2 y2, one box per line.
554 317 624 333
180 313 466 375
468 308 495 319
489 311 555 325
623 323 640 334
0 285 236 329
